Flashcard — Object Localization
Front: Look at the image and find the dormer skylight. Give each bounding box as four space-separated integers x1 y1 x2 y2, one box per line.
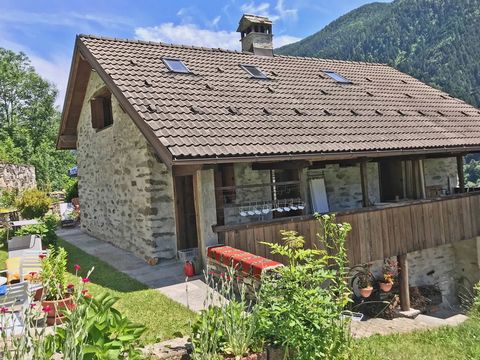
162 58 191 73
324 70 351 84
240 64 268 79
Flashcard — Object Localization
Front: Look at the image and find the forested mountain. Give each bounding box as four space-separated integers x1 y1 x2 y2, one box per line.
277 0 480 107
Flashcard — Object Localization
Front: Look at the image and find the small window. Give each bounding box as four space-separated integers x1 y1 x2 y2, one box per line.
90 88 113 130
240 64 268 79
324 70 352 84
162 58 191 73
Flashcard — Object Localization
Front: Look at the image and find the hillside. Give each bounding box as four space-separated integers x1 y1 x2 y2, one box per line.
277 0 480 107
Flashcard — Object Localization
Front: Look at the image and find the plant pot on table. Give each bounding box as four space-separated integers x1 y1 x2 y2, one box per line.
359 286 373 298
379 281 393 292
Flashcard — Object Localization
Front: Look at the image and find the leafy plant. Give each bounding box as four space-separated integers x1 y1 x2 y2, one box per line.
256 214 352 360
15 213 59 247
16 188 52 219
41 245 68 301
0 188 18 209
65 179 79 203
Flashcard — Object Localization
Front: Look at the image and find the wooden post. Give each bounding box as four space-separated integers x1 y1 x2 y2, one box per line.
360 160 369 207
418 159 426 199
297 167 310 213
457 154 465 193
397 254 410 311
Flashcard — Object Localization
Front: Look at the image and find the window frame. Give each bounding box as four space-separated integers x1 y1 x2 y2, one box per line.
240 64 269 79
162 57 192 74
90 88 114 132
323 70 352 84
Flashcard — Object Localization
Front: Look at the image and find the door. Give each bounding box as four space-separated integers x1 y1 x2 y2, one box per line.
174 175 198 250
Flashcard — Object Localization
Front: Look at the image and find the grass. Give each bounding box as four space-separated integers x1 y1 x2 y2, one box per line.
0 237 196 344
351 318 480 360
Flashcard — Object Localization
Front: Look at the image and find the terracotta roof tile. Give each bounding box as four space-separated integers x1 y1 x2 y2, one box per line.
79 35 480 159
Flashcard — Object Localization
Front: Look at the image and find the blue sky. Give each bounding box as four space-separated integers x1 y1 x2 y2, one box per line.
0 0 390 108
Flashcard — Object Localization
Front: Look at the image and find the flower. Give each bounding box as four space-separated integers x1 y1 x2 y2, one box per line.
67 284 75 289
84 293 92 299
67 303 77 310
38 254 46 260
30 303 37 308
0 307 8 313
81 277 90 283
29 272 37 276
42 306 51 313
81 289 88 294
74 264 81 271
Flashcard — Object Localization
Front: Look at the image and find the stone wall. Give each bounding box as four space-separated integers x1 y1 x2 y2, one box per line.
423 157 458 194
0 162 36 191
308 162 380 212
77 72 177 262
369 237 480 305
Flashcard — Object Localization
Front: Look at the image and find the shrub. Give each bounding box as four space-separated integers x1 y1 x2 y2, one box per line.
16 189 52 219
64 179 78 203
15 214 59 247
0 188 18 209
256 214 352 360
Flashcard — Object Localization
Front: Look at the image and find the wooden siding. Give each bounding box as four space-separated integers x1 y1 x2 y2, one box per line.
214 192 480 265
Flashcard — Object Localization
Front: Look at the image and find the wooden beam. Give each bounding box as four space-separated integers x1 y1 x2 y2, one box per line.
418 159 426 199
251 160 310 171
397 254 410 311
457 155 465 193
172 164 203 177
360 160 370 207
57 135 77 149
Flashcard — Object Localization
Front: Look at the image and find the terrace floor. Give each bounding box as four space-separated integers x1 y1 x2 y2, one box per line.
57 227 214 312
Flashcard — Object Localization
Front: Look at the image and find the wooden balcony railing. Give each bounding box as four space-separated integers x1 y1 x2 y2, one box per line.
213 192 480 265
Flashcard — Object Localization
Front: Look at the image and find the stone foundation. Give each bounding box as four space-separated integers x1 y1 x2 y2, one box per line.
0 162 36 191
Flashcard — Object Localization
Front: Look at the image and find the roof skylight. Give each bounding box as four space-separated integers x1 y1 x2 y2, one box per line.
162 58 191 73
324 70 352 84
240 64 268 79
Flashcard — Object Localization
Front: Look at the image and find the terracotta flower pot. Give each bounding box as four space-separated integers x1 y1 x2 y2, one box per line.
42 295 74 325
34 287 43 301
359 286 373 298
379 282 393 292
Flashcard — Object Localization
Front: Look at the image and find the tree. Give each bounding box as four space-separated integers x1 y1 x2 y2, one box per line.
0 47 75 190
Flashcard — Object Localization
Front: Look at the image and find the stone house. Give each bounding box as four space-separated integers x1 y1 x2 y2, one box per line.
59 15 480 306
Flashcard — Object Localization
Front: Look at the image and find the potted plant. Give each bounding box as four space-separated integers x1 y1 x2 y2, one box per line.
358 273 373 298
379 259 397 293
40 246 73 325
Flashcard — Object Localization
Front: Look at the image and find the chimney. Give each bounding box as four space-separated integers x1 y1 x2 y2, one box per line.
237 14 273 56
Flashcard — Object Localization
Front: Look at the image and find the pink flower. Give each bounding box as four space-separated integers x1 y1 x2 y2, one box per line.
30 303 37 308
42 306 51 313
67 303 77 310
81 289 88 295
67 284 75 289
0 307 8 313
38 254 46 260
74 264 81 271
81 278 90 283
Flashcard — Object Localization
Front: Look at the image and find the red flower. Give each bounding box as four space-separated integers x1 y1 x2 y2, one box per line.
67 303 76 310
67 284 75 289
30 303 37 308
81 289 88 294
74 264 81 271
38 254 46 260
84 293 92 299
42 306 51 313
0 307 8 313
81 278 90 283
29 272 37 276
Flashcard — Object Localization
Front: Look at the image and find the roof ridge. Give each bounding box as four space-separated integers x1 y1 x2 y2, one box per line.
77 34 387 66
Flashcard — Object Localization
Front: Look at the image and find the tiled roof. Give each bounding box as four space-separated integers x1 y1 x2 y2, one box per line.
79 35 480 160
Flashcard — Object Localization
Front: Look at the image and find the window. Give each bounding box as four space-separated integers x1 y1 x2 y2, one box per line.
240 64 268 79
324 70 352 84
90 88 113 130
162 58 191 73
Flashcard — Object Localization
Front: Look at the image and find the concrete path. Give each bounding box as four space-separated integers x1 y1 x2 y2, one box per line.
57 228 213 312
350 307 468 338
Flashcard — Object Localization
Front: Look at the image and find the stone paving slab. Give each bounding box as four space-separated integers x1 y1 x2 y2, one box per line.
57 228 214 312
350 309 469 338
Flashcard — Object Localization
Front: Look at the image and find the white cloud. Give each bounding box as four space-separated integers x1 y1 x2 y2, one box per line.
135 23 301 50
240 0 298 22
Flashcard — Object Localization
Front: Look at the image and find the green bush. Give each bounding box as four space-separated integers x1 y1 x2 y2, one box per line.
16 189 52 219
0 189 18 209
15 214 59 247
256 214 352 360
64 179 78 203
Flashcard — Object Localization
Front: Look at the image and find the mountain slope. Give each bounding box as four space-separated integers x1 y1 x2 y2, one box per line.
277 0 480 107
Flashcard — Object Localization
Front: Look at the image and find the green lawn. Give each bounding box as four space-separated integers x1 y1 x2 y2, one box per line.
0 238 196 345
351 318 480 360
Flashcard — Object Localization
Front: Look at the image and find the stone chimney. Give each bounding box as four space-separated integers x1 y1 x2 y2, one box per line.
237 14 273 56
